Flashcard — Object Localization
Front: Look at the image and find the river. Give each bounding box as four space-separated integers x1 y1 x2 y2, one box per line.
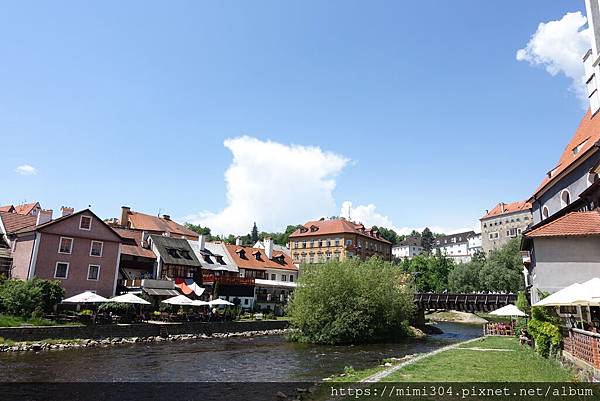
0 322 482 382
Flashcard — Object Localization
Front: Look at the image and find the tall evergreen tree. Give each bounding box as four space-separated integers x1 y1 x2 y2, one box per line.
421 227 435 252
251 222 259 242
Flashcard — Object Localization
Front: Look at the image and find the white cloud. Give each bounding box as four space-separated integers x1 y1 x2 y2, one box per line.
15 164 38 176
516 11 590 100
340 201 474 236
184 136 349 235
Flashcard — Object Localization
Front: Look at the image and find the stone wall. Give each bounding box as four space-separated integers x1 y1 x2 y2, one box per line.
0 320 289 342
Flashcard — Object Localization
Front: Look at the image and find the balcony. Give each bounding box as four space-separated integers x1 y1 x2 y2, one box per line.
202 273 255 286
256 294 288 304
520 251 531 266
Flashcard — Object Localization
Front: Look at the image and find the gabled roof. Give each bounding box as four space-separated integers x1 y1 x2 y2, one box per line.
481 201 532 220
289 218 392 244
149 235 201 267
224 244 298 271
0 205 15 213
125 210 198 239
112 228 156 259
14 202 40 216
188 241 239 272
525 210 600 238
0 212 37 234
434 231 477 247
533 110 600 199
253 240 291 256
395 236 422 248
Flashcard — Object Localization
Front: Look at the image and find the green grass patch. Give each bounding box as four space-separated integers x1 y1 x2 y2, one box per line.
384 337 574 382
0 314 58 327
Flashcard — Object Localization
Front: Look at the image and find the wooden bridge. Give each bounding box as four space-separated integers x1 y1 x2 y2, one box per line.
414 293 517 313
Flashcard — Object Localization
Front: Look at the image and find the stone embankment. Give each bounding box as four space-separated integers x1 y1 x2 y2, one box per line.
0 328 290 353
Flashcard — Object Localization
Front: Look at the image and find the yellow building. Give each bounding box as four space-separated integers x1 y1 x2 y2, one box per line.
288 218 392 264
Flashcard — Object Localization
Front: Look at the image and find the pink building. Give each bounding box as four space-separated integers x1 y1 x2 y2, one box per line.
8 209 122 297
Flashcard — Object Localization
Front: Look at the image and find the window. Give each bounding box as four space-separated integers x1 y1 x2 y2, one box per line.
345 239 352 246
87 264 100 281
90 241 103 257
488 232 499 240
79 215 92 230
54 262 69 279
281 275 287 281
58 237 73 254
542 206 550 220
289 275 294 282
560 189 571 208
244 299 249 305
271 273 276 280
588 172 599 187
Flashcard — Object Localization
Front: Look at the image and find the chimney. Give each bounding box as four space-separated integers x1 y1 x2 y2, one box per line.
500 202 505 213
60 206 74 217
121 206 131 228
198 234 206 251
585 0 600 115
235 237 242 246
162 214 171 221
36 209 53 226
264 237 274 259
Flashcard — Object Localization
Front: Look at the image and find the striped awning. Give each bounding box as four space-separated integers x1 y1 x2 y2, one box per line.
143 288 180 297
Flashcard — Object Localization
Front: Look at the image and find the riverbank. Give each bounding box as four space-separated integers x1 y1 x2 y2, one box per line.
0 328 290 353
323 336 574 384
427 310 488 324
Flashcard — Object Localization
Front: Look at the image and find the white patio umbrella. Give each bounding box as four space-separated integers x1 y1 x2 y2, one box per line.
533 283 583 307
107 293 151 305
489 304 527 317
209 298 234 306
62 291 108 304
161 294 194 306
191 300 210 307
573 278 600 306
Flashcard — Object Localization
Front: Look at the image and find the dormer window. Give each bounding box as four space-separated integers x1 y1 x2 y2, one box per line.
167 248 181 259
235 248 246 259
310 225 319 232
216 256 225 265
573 139 589 155
252 250 262 261
300 227 309 233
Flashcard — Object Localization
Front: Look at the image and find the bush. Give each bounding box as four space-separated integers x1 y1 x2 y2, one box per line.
287 257 415 344
528 306 561 358
0 279 64 318
98 302 131 315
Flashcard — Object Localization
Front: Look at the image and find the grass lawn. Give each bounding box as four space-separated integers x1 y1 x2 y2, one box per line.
0 314 58 327
384 336 574 382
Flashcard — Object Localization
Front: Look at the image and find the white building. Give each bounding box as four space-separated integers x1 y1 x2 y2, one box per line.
433 231 480 263
392 236 423 260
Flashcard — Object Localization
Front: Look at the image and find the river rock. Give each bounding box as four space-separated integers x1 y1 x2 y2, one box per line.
276 391 288 399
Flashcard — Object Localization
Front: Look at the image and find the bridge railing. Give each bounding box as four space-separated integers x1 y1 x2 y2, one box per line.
414 293 517 312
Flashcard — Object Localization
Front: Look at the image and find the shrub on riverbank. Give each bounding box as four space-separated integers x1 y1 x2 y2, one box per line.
286 258 415 345
0 279 64 318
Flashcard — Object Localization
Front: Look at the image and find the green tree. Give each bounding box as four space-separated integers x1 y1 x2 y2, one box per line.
448 261 482 293
251 222 259 243
184 223 212 238
287 258 414 344
372 226 400 245
421 228 435 253
478 237 524 293
400 254 454 293
0 279 64 317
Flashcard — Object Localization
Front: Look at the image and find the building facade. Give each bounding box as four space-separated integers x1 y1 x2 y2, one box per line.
480 201 532 254
288 218 392 264
392 236 423 260
432 231 480 263
8 209 122 297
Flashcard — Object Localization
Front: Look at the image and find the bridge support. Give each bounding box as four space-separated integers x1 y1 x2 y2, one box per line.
412 307 426 328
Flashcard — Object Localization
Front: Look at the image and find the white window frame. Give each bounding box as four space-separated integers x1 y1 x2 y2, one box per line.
560 189 571 208
79 215 92 231
542 206 550 220
87 264 100 281
54 262 69 279
58 237 74 255
90 240 103 257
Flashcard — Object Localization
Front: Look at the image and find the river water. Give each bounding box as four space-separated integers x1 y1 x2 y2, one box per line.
0 322 482 382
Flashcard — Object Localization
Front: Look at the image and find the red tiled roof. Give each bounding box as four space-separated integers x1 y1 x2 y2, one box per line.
481 201 532 220
0 205 15 213
126 211 198 239
288 219 392 244
112 227 156 259
525 210 600 237
14 202 39 216
0 212 37 234
533 110 600 198
224 244 298 271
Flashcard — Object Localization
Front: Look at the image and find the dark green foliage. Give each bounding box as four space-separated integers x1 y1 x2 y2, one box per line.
98 302 131 315
421 228 435 252
371 226 402 245
184 223 213 238
399 254 454 292
478 238 524 292
448 261 482 293
516 291 531 316
251 222 259 242
0 279 64 317
528 306 561 358
287 258 415 344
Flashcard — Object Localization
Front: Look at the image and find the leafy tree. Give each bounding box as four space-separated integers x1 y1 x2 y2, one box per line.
409 230 421 237
421 228 435 252
287 258 414 344
448 261 482 293
184 223 212 237
372 226 401 245
251 222 259 243
400 254 454 293
478 237 523 293
0 279 64 317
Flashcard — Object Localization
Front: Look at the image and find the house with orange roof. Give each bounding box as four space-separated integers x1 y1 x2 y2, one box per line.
223 238 298 314
117 206 199 240
288 217 392 264
480 201 532 253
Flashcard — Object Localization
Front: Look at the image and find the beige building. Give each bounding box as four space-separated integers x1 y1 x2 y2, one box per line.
481 201 532 254
288 218 392 264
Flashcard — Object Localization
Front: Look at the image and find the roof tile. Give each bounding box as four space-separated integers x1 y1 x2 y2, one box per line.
525 210 600 237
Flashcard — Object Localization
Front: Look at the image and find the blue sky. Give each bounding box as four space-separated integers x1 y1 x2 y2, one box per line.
0 0 591 235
